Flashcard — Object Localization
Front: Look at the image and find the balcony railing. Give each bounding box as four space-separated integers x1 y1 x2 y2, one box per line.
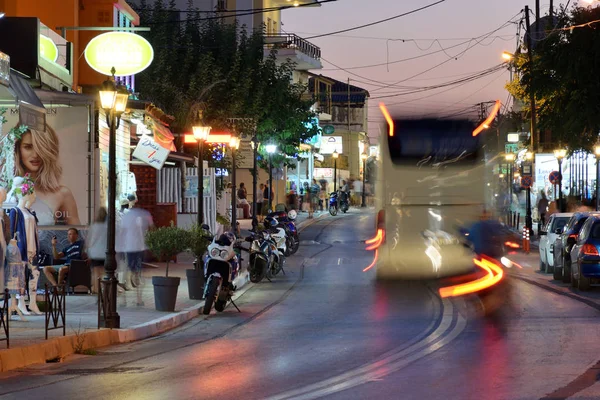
264 34 321 61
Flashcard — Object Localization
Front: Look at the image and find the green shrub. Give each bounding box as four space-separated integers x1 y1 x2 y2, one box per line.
146 226 190 277
187 223 212 264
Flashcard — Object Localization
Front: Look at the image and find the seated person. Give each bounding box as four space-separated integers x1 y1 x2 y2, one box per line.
43 228 87 287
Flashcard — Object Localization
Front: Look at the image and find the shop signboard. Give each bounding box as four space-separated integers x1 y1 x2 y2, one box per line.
84 32 154 76
184 175 211 198
320 136 343 154
39 34 59 63
2 106 90 226
505 143 519 153
132 135 170 170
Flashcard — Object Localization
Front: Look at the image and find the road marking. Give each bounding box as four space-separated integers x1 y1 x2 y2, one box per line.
265 297 466 400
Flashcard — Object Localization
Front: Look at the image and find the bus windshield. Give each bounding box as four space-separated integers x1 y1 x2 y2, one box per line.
388 119 481 166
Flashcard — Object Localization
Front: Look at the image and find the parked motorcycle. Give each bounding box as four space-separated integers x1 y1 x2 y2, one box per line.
202 232 242 315
329 191 349 216
267 209 300 256
264 217 287 276
245 230 272 283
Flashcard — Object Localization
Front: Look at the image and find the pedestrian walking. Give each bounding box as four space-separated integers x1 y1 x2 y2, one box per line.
116 194 154 307
86 207 107 294
537 191 549 235
256 183 264 222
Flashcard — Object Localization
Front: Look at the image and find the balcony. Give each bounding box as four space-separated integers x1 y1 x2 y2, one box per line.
265 34 322 71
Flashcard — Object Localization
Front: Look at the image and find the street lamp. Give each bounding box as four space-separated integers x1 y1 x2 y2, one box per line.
192 124 211 225
266 143 276 213
98 68 129 329
361 152 368 207
595 144 600 211
332 150 339 193
501 51 514 61
250 136 260 231
554 147 567 212
524 150 534 235
229 136 240 233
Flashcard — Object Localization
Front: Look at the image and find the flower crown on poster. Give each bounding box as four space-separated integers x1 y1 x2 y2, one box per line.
0 107 30 191
13 174 35 197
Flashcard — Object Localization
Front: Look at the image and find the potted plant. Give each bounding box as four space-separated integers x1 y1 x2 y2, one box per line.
216 213 231 232
146 225 190 312
186 223 211 300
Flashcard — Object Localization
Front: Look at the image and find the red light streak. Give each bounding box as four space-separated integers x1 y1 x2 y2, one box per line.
439 256 504 298
504 241 520 249
472 100 501 137
365 229 384 251
363 249 379 272
379 103 395 137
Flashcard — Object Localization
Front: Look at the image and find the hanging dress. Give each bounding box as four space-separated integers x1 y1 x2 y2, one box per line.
5 241 24 295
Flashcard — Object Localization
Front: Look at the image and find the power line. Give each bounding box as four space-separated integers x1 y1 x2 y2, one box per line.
292 32 516 42
303 0 446 40
143 0 338 24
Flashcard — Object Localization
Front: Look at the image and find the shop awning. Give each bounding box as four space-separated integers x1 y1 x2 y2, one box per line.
0 70 45 113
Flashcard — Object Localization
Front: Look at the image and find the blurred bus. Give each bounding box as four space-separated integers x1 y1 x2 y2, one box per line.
374 117 488 280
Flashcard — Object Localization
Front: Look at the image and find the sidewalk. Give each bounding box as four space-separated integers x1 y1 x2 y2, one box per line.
0 213 325 373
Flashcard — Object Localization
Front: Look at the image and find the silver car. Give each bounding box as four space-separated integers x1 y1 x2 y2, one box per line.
539 213 572 273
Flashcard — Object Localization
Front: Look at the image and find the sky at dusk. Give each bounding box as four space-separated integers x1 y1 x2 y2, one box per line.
178 0 569 135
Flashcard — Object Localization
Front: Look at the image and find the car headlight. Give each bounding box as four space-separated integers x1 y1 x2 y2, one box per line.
210 248 220 258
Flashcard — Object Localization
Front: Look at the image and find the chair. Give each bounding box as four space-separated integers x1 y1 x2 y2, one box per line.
66 259 92 294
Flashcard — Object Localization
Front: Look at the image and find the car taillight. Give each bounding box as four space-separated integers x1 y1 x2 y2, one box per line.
569 234 578 240
582 244 599 256
366 210 386 251
377 209 385 244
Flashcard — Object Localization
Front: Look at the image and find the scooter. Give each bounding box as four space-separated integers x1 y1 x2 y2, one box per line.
329 191 349 216
202 232 242 315
267 209 300 255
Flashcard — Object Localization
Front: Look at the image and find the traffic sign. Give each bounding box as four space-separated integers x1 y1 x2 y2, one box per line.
505 143 519 153
549 170 561 185
521 175 533 189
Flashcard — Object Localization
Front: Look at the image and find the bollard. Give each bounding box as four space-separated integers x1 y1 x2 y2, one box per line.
522 226 530 254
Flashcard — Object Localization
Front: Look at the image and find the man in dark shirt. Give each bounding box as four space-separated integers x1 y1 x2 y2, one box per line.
44 228 86 286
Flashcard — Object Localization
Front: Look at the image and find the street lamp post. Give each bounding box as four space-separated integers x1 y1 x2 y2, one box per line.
554 148 567 212
250 136 260 231
361 152 367 207
229 136 240 233
193 125 211 225
266 144 277 213
99 68 129 329
505 153 515 214
595 145 600 211
525 150 534 235
332 150 339 192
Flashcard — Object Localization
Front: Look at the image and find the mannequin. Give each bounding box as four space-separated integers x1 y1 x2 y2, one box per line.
8 176 42 316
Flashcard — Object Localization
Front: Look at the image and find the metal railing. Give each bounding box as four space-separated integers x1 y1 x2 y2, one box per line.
264 33 321 61
45 284 66 339
0 289 8 348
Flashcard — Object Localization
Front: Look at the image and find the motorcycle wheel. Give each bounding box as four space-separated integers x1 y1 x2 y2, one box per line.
272 257 284 276
249 257 266 283
202 278 220 315
290 234 300 255
285 238 293 257
329 206 338 216
215 300 227 312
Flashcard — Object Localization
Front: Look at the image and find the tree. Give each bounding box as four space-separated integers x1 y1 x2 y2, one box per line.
506 5 600 152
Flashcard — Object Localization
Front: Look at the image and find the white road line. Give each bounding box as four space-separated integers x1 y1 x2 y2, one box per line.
266 297 466 400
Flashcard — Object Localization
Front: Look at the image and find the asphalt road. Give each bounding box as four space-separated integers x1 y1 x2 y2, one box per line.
1 212 600 399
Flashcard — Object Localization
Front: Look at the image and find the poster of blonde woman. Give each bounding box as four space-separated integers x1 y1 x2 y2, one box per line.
0 106 89 226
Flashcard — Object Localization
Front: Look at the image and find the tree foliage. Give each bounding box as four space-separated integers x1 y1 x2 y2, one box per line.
133 0 318 166
506 5 600 152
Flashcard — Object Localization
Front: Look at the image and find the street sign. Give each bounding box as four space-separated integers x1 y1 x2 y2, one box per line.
522 163 532 176
505 143 519 153
549 170 561 185
322 125 335 135
521 175 533 189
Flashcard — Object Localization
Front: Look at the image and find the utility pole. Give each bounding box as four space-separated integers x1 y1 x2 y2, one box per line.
524 4 537 236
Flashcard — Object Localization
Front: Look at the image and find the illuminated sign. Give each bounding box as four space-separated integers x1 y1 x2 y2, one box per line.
507 133 520 143
84 32 154 76
319 136 343 154
184 133 232 144
39 34 59 62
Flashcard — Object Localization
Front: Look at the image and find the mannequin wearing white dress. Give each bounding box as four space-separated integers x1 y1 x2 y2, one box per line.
21 192 42 315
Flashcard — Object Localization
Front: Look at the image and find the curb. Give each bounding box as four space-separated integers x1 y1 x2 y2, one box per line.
0 278 256 373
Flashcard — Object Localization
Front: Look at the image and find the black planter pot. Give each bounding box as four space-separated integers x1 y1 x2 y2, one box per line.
152 276 181 312
186 267 205 300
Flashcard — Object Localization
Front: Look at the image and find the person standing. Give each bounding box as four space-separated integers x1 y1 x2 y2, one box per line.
237 183 250 219
116 195 154 307
263 182 272 214
86 207 107 294
537 191 549 235
256 183 265 222
353 178 363 206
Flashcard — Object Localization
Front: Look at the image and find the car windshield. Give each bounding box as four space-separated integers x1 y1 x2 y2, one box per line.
573 217 589 233
551 217 570 233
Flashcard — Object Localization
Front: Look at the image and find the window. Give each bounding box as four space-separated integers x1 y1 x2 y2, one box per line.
579 219 593 242
551 217 569 234
97 10 111 23
591 221 600 239
217 0 226 11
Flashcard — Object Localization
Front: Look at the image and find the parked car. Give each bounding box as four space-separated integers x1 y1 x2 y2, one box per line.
570 215 600 291
553 212 600 282
539 213 572 273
